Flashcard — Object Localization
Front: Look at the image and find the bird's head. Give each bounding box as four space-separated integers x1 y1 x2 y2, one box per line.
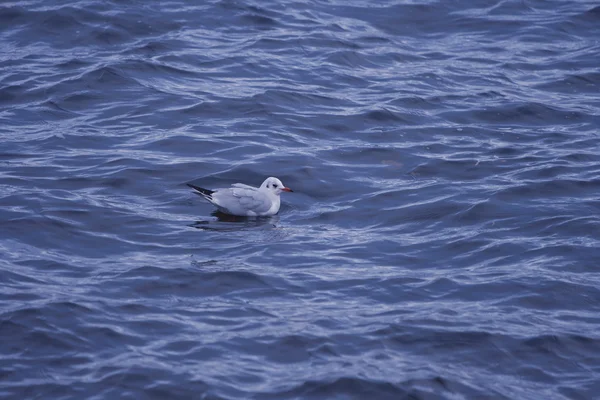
261 177 293 195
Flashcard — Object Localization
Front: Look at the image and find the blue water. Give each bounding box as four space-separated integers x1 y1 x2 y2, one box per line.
1 0 600 398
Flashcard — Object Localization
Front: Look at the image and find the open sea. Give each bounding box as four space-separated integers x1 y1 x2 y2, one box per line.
1 0 600 399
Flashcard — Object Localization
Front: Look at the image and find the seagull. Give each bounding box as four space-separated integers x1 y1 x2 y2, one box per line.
187 177 293 216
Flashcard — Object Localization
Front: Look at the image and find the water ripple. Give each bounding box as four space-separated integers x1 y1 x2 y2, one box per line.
1 0 600 398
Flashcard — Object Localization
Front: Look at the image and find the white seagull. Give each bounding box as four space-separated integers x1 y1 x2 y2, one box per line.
188 177 293 216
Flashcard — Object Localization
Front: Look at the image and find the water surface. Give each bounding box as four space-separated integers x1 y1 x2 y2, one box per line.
1 0 600 399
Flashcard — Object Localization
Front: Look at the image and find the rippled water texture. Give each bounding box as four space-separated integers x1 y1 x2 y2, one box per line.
1 0 600 398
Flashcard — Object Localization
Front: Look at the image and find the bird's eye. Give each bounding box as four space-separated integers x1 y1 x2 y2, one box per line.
273 184 278 188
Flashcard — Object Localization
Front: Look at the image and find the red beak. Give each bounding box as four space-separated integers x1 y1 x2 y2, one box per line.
281 187 293 192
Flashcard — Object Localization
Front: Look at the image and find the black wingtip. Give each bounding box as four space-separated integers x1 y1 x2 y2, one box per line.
187 183 214 197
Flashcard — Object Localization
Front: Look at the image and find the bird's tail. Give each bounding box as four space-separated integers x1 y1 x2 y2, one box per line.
187 183 214 200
